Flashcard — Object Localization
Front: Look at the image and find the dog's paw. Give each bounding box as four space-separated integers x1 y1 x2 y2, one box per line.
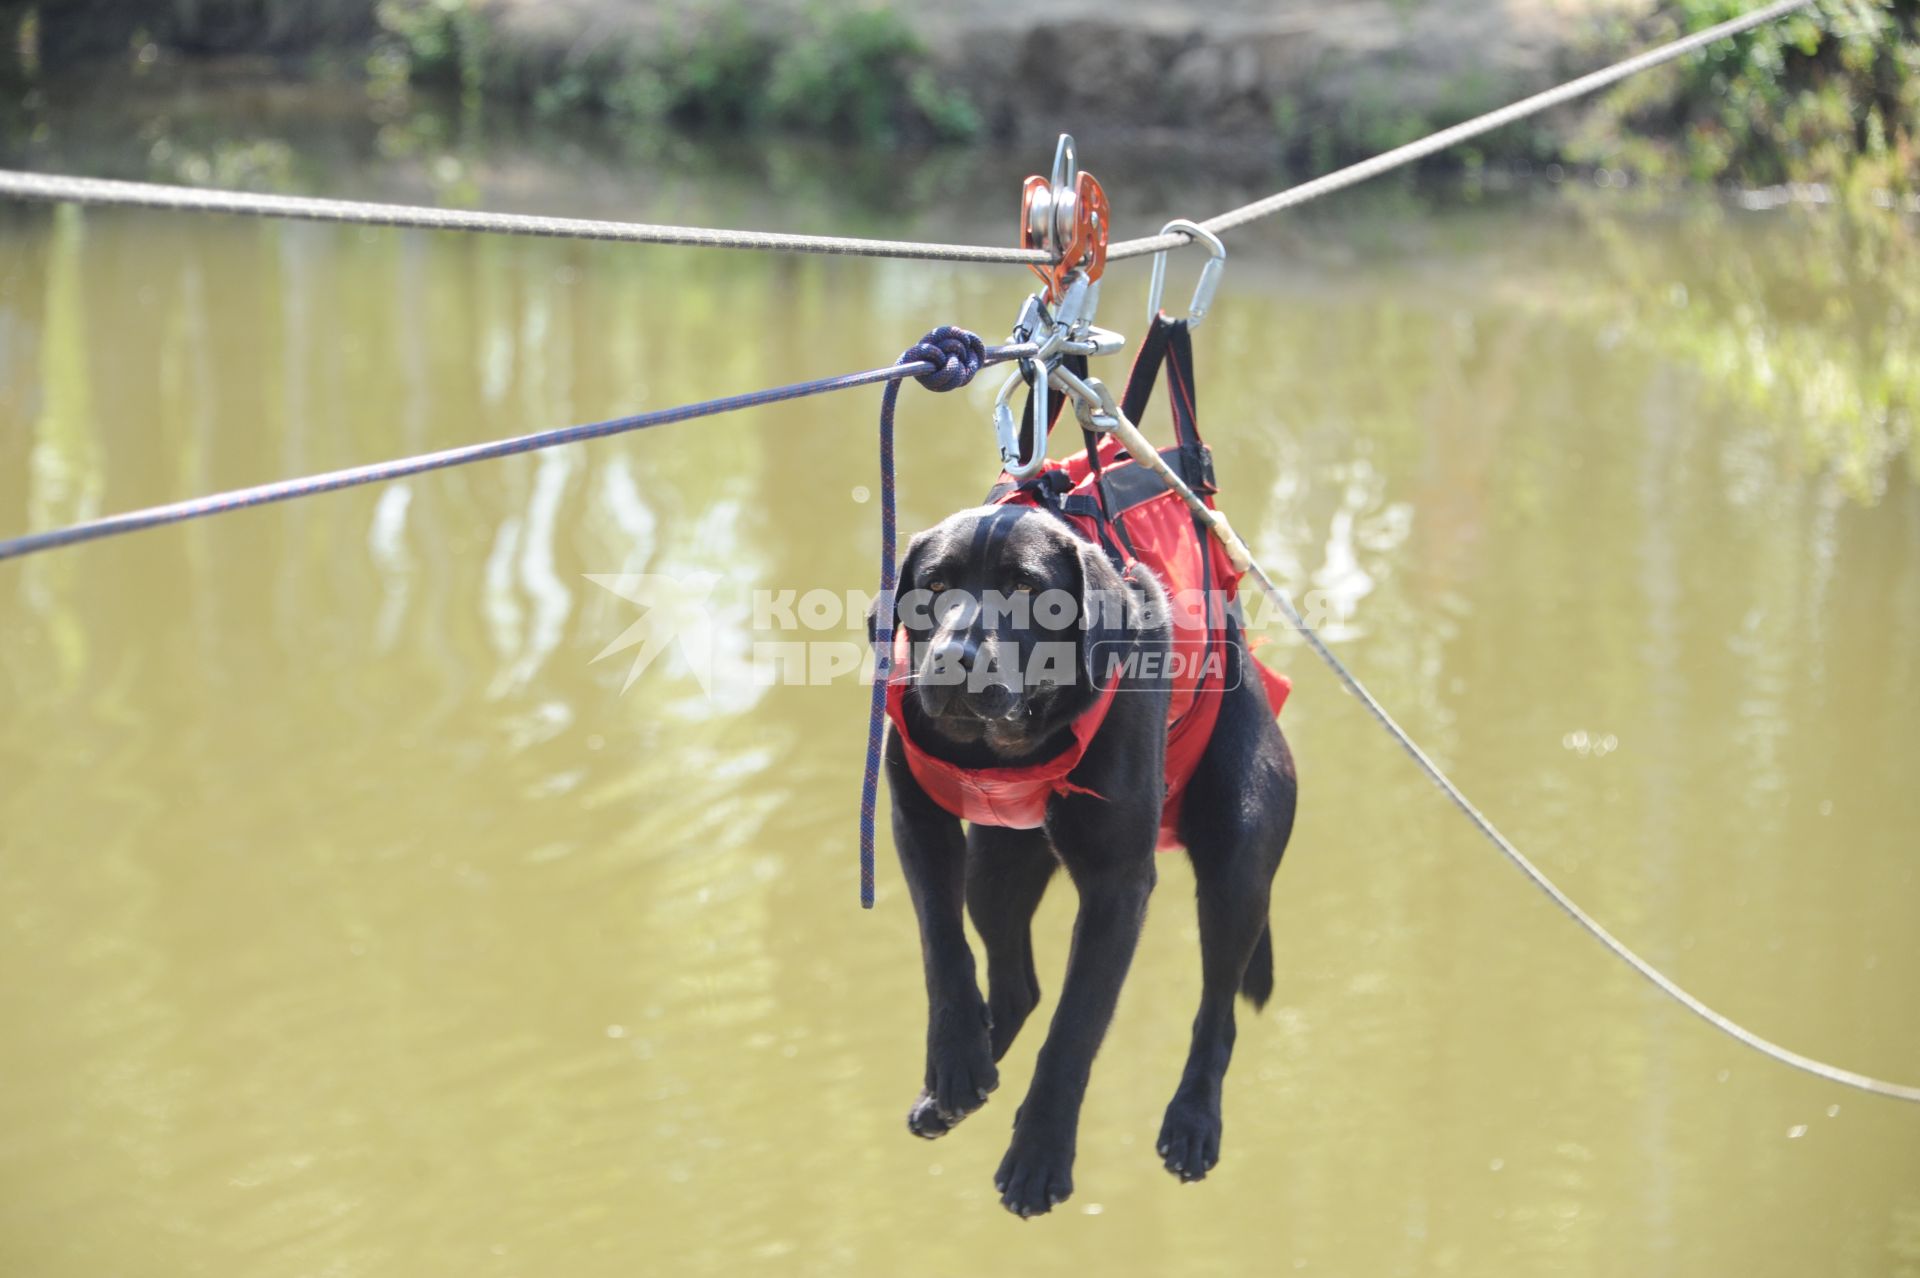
924 1016 998 1124
994 1136 1075 1218
906 1090 957 1139
1156 1097 1222 1182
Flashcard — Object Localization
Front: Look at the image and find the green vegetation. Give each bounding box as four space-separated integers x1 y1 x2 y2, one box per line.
369 0 488 110
511 7 772 131
1572 0 1919 193
1269 2 1917 191
371 0 980 143
764 7 980 143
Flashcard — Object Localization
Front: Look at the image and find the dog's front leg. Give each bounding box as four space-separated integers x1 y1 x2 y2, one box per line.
994 792 1158 1218
886 738 997 1138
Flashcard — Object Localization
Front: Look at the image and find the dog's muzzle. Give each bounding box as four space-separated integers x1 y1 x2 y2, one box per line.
913 635 1027 721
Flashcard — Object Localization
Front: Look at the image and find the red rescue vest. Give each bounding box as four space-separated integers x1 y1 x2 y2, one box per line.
887 317 1289 848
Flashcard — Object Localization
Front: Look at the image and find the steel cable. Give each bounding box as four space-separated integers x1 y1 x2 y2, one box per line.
1084 393 1920 1105
0 169 1051 263
1109 0 1818 259
0 1 1818 264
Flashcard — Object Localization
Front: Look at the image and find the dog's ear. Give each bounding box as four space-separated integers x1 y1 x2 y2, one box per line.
873 530 931 647
1074 537 1134 688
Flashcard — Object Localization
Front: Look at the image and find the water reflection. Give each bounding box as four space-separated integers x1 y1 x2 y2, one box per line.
1 120 1918 1276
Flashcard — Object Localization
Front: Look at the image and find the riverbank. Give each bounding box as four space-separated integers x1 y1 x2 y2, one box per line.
2 1 1915 190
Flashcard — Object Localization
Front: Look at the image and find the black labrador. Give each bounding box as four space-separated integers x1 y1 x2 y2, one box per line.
883 502 1297 1217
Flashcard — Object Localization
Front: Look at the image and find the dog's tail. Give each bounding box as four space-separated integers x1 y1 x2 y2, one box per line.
1240 922 1275 1009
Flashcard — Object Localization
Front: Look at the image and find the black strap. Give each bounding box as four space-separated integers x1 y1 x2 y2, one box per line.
1121 314 1223 592
1119 315 1203 451
1080 425 1137 568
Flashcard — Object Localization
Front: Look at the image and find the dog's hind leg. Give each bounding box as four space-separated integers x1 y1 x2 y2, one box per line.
967 824 1058 1061
1160 639 1298 1183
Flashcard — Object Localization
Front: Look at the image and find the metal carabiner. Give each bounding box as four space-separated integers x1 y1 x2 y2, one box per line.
993 360 1050 479
1145 218 1227 328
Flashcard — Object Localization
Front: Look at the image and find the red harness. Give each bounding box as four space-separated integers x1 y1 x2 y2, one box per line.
887 317 1289 848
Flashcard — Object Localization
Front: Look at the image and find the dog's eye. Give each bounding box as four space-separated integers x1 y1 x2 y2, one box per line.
925 578 948 594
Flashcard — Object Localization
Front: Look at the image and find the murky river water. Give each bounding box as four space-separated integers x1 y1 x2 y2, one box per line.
3 80 1918 1276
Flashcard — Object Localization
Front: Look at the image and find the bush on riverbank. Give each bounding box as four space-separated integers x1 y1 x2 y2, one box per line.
1569 0 1918 192
370 0 980 143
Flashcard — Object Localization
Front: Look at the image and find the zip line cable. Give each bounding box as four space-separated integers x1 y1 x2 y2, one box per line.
0 0 1815 263
0 168 1049 262
1108 0 1817 258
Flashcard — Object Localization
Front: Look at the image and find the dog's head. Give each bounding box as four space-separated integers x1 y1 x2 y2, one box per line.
886 505 1137 757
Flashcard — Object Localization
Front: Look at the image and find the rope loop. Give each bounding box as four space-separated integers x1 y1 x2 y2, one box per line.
905 326 987 392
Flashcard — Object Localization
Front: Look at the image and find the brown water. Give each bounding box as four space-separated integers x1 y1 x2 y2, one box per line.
2 88 1919 1277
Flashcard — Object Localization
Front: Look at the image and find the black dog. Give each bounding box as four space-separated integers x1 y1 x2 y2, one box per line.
883 502 1297 1217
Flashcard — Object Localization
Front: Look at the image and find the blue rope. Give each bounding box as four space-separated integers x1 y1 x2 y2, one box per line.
0 336 1028 564
0 320 994 913
858 326 988 907
0 321 993 912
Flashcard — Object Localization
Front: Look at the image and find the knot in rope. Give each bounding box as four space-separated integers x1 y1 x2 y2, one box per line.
905 326 986 392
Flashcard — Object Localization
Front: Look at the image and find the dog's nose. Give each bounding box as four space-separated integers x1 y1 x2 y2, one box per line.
930 634 978 672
